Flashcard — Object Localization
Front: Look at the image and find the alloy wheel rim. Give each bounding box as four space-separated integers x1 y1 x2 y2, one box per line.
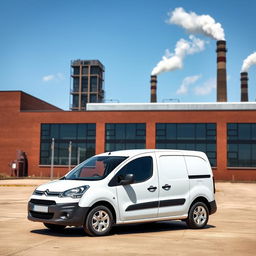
92 210 110 232
193 206 207 225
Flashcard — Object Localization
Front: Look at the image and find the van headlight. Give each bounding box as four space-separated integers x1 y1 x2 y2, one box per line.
60 186 89 198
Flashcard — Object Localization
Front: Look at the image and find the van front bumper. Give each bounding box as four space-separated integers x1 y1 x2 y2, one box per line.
28 199 90 226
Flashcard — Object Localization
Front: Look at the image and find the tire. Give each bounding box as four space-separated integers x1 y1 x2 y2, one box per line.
186 202 209 229
84 205 113 236
43 223 66 232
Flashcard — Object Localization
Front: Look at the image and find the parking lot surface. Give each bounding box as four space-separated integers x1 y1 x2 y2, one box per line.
0 180 255 256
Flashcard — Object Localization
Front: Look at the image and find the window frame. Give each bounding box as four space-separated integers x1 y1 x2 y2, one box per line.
155 123 216 167
227 123 256 167
40 123 96 166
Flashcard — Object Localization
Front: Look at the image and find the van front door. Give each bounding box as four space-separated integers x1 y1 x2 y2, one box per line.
109 153 159 221
156 153 190 218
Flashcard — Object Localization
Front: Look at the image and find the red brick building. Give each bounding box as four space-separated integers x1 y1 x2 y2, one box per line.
0 91 256 181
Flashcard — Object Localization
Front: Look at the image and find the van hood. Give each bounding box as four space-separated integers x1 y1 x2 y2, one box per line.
36 179 94 192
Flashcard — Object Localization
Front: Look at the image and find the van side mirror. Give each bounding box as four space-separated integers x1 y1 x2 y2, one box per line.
119 173 134 185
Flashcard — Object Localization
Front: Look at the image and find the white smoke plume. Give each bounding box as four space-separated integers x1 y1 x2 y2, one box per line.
176 75 201 95
241 52 256 72
151 35 205 76
168 7 225 41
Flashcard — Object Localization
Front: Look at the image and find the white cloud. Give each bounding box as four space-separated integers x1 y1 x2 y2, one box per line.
42 73 65 82
176 75 201 95
194 78 216 95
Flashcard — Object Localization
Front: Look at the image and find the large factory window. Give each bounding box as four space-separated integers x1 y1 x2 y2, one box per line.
105 123 146 151
227 123 256 167
40 124 96 166
156 123 216 166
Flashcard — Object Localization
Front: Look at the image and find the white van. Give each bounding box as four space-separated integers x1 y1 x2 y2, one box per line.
28 149 217 236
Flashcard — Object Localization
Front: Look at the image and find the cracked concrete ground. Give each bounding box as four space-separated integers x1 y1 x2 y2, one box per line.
0 180 255 256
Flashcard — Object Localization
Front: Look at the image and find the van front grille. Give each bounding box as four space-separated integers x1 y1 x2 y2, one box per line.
30 199 56 205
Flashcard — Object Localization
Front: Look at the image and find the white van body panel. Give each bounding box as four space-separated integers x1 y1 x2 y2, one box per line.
184 154 215 203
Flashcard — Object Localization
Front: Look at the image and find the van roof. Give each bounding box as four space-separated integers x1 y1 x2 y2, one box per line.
99 149 207 158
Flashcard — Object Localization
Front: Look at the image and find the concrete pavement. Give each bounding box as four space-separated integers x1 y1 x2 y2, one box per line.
0 181 255 255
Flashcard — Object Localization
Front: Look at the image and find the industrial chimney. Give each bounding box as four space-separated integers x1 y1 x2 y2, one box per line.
150 75 157 103
216 40 227 102
240 72 248 102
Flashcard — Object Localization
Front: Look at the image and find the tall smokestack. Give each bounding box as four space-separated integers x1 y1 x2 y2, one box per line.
150 75 157 103
240 72 248 102
216 40 227 102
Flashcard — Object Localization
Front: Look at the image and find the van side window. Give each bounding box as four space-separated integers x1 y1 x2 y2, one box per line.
116 156 153 184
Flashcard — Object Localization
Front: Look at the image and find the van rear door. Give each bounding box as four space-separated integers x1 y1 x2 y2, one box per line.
156 152 190 218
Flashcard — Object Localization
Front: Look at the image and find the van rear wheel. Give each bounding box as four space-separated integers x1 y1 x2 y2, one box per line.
186 202 209 229
84 205 113 236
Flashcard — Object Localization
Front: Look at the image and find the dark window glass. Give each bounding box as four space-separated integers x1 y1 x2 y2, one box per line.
40 124 96 165
73 66 80 75
90 76 98 92
72 95 79 108
156 123 216 166
60 124 77 140
81 95 87 107
82 66 88 75
177 124 195 139
90 94 97 103
66 156 127 180
227 123 256 167
105 123 146 151
116 157 153 184
82 77 88 92
73 77 79 92
90 66 101 75
98 79 103 91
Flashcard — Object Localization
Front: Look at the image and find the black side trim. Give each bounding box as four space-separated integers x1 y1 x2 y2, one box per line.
209 200 217 215
188 175 211 179
125 198 186 211
159 199 185 207
126 201 158 211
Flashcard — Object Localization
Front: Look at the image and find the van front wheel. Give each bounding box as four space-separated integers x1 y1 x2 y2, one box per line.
84 205 113 236
186 202 209 229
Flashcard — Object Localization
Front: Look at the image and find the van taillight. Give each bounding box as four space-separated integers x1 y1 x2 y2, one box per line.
212 176 216 194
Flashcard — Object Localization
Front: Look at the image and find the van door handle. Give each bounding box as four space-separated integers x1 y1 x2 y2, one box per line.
147 186 157 192
162 184 171 190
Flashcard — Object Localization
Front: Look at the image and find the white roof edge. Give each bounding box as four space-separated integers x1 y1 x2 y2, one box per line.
98 149 205 157
87 102 256 111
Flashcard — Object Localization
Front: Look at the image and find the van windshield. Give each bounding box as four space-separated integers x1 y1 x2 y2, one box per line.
65 156 128 180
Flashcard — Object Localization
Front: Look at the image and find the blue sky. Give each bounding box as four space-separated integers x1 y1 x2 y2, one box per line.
0 0 256 109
